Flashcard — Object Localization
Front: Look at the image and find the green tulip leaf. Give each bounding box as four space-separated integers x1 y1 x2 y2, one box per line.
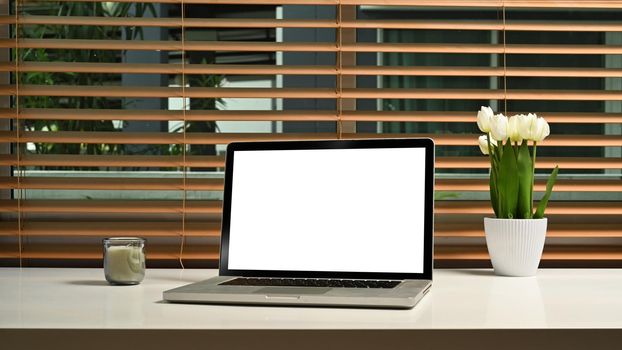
516 141 533 219
497 142 519 218
534 165 559 219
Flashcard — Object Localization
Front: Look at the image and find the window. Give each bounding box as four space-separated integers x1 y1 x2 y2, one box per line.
1 0 620 267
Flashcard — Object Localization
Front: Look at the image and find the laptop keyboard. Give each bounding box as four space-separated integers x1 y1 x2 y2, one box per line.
220 277 401 289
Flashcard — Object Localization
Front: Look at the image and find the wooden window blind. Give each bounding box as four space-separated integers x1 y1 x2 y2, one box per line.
0 0 620 267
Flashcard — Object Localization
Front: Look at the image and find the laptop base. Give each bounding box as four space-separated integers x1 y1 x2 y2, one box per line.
164 276 432 309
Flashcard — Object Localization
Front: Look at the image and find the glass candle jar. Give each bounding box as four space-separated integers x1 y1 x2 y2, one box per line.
103 237 146 285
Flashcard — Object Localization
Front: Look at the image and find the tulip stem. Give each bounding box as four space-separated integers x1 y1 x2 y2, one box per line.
531 142 537 218
486 134 495 177
487 134 498 215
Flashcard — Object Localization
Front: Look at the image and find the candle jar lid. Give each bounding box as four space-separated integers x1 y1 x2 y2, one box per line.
103 237 146 245
103 237 146 285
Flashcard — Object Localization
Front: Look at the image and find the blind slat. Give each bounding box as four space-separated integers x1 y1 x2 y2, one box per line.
0 108 339 121
1 154 617 169
1 62 337 75
341 111 622 124
1 177 619 192
348 0 622 8
0 221 220 237
0 199 223 213
435 179 622 192
438 157 621 169
0 177 224 191
26 0 337 4
1 16 339 28
21 0 622 9
1 222 620 238
3 245 620 261
0 200 619 215
346 43 622 54
4 39 622 55
435 201 622 215
1 85 339 98
4 85 622 101
5 62 622 78
1 108 620 124
0 39 338 52
0 154 225 168
1 131 618 146
1 244 220 260
6 16 622 32
342 88 622 101
343 20 622 31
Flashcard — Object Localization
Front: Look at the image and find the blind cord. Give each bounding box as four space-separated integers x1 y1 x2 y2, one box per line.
502 1 508 116
15 0 22 268
336 1 343 139
179 0 186 269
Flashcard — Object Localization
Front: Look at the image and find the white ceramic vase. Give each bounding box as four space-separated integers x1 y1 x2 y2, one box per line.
484 218 547 277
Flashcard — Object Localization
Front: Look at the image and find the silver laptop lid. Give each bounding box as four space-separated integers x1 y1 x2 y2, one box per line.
219 139 434 281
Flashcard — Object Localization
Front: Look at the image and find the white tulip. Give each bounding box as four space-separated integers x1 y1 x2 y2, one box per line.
489 113 508 142
507 114 524 143
478 135 497 155
476 106 494 133
531 116 550 141
517 113 550 142
516 113 535 141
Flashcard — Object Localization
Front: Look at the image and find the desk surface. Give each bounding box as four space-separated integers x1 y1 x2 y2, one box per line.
1 268 621 330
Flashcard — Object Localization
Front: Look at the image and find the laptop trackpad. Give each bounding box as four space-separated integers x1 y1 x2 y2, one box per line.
254 287 330 295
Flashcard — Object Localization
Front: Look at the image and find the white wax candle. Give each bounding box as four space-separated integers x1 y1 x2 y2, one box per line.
105 245 145 283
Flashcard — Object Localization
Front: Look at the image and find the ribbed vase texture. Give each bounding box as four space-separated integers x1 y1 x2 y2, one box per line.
484 218 547 277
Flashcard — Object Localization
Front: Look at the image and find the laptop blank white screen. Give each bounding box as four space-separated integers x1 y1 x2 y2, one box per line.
227 147 427 274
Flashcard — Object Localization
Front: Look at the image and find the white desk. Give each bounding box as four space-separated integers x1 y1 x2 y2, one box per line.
1 268 621 349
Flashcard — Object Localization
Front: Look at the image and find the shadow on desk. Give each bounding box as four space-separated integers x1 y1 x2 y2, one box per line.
66 280 110 286
445 269 496 277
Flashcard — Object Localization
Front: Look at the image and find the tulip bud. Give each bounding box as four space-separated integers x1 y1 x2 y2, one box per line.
517 113 537 141
478 134 497 155
507 114 524 143
477 106 494 133
489 113 508 142
532 116 550 142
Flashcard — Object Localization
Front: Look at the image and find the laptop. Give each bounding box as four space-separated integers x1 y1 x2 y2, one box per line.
164 138 434 309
